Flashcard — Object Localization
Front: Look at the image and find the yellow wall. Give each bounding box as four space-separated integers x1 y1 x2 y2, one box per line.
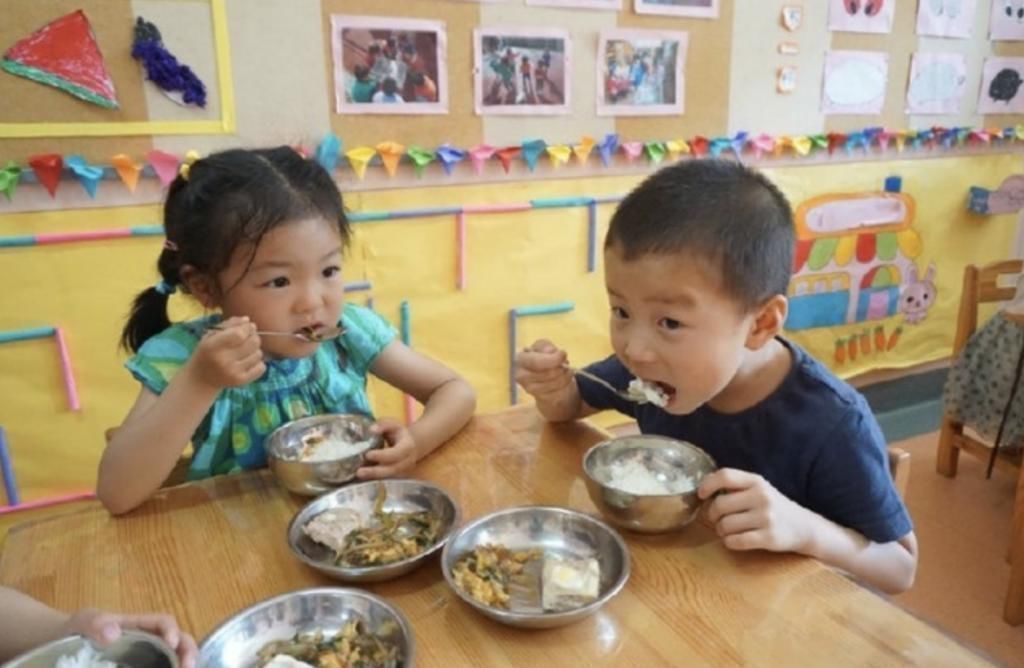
1 153 1020 502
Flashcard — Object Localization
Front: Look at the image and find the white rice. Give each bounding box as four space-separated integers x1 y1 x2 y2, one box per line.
55 646 116 668
626 379 668 407
605 457 695 495
300 436 376 462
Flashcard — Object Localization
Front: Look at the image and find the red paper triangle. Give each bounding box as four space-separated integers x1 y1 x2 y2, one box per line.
1 10 118 109
28 154 63 197
496 147 521 174
147 150 181 187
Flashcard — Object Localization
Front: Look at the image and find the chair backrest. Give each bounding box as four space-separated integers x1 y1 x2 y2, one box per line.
887 446 910 498
952 260 1024 357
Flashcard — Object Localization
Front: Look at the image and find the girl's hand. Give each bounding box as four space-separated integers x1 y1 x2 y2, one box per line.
514 339 573 402
699 468 815 554
187 316 265 390
62 609 197 668
357 417 418 479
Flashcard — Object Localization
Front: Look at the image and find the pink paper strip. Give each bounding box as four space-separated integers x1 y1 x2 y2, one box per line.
0 491 95 515
455 211 466 291
35 229 134 245
53 327 80 411
462 203 532 214
403 394 416 426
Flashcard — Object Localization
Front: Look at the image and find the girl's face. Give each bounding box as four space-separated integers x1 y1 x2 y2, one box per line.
214 216 346 359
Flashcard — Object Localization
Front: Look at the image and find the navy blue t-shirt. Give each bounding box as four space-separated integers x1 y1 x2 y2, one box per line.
577 340 913 544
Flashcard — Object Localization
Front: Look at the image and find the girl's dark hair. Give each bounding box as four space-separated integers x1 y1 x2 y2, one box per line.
121 146 350 352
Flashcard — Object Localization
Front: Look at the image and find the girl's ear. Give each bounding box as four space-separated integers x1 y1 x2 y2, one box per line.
179 265 219 309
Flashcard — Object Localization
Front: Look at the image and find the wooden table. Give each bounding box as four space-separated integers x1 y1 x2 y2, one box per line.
0 406 996 666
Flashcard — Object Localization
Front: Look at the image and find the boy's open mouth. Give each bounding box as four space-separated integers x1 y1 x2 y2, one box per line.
653 381 677 401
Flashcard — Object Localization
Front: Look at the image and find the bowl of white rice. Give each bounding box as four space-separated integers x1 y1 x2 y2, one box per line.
582 435 716 533
266 414 385 496
5 631 177 668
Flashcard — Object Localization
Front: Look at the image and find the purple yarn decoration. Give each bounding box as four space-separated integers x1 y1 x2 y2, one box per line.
131 18 207 108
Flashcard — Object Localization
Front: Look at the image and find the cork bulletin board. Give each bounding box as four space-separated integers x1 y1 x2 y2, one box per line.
0 0 234 157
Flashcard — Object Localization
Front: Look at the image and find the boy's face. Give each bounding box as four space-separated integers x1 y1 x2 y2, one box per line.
603 244 758 415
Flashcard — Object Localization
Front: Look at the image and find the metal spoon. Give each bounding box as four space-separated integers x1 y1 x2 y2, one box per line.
209 324 345 342
565 365 645 403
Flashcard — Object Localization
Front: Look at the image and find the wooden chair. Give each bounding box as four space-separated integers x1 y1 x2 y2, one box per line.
936 259 1024 479
888 446 910 498
934 260 1024 625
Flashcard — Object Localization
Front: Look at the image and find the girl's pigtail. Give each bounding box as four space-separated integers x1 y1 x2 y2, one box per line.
120 283 175 353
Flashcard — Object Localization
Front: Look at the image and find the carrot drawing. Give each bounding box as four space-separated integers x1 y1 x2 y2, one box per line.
848 336 858 361
887 326 902 351
874 326 886 352
859 330 870 355
835 338 847 365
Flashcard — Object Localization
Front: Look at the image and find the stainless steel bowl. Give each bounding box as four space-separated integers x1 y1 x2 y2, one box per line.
6 630 178 668
197 587 414 668
583 434 717 533
266 413 384 496
440 506 630 629
288 479 460 583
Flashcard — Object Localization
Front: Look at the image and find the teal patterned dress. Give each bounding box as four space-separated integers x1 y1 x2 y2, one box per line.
125 303 396 480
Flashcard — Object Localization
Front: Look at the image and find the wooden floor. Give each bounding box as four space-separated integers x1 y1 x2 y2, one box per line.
892 432 1024 667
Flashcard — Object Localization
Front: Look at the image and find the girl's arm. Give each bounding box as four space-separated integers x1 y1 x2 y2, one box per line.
99 319 264 514
97 366 220 515
368 340 476 462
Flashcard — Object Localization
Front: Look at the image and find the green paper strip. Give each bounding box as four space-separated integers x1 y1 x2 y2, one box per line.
809 134 829 149
0 59 118 109
644 141 666 164
0 162 21 201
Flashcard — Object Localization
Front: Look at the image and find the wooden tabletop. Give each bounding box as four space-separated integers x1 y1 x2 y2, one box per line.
0 406 996 667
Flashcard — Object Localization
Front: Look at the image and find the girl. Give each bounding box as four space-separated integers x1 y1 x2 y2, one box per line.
99 147 476 514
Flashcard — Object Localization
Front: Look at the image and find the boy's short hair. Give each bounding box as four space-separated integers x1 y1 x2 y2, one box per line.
605 159 795 310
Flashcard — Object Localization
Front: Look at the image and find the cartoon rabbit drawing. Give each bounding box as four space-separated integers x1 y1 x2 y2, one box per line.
900 262 937 325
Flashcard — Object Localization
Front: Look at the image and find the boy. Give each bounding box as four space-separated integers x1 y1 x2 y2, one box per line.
0 586 196 665
515 159 917 594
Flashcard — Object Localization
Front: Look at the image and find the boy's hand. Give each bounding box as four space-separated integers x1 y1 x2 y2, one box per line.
357 418 418 479
188 316 266 389
62 608 197 668
699 468 815 554
514 339 574 402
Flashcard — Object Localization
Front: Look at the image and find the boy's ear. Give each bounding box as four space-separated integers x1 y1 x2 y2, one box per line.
179 265 218 309
746 295 788 350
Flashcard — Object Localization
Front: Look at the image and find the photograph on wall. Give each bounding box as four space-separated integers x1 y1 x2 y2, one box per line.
597 28 688 116
990 0 1024 40
978 56 1024 113
906 52 967 114
916 0 976 38
827 0 895 34
330 15 448 115
526 0 622 8
821 50 889 115
474 27 571 115
634 0 719 18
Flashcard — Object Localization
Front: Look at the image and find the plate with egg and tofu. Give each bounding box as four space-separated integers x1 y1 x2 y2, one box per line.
440 506 630 629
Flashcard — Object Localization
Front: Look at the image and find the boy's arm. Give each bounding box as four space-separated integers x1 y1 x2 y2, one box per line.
701 469 918 594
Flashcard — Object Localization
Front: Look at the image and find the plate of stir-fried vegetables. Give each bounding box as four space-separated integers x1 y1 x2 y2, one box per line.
257 620 402 668
287 479 460 583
